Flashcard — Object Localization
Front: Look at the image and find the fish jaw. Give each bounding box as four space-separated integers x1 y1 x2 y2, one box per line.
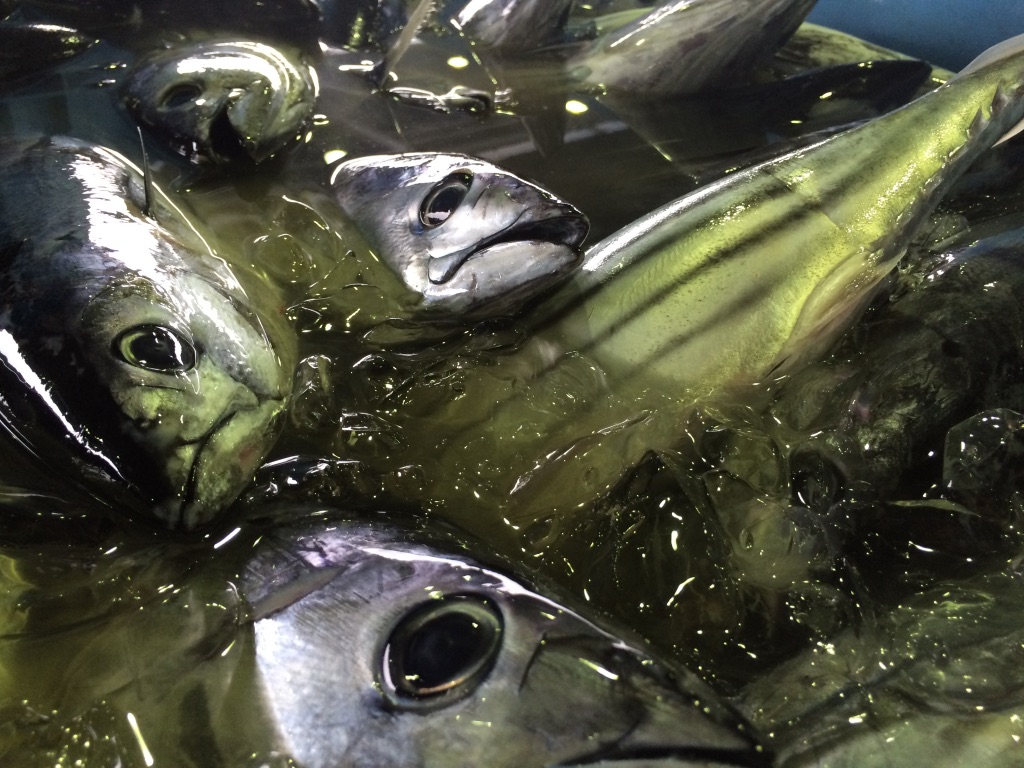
122 40 317 164
419 196 589 315
242 520 766 767
570 0 818 96
163 396 286 529
423 239 583 316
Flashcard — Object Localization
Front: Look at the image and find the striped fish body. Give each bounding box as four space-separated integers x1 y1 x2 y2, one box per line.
537 36 1024 403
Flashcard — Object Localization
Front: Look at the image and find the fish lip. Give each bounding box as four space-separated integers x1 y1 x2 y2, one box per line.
553 745 772 766
429 207 589 285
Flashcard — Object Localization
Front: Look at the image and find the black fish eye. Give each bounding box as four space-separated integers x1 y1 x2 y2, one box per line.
114 325 197 373
161 82 204 109
382 595 502 707
419 172 473 228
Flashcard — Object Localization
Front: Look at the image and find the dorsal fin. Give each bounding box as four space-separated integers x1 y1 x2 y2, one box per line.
137 126 156 219
372 0 435 90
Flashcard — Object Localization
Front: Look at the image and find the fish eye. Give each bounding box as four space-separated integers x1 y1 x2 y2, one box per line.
419 172 473 228
160 83 204 109
381 595 502 709
114 325 197 373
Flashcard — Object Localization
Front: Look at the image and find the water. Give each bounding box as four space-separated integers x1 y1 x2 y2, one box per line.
2 2 1024 763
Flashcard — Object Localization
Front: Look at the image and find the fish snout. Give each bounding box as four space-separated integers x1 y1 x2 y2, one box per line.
520 635 769 767
417 193 589 315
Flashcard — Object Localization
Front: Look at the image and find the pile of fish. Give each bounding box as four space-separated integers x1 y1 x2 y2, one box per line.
2 0 1024 764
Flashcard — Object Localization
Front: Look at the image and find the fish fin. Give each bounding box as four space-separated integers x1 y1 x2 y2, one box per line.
136 125 155 220
955 33 1024 145
372 0 436 90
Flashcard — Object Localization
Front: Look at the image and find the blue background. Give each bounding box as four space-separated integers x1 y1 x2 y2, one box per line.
808 0 1024 71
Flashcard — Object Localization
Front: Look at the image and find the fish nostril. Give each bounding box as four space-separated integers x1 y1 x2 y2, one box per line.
381 595 502 708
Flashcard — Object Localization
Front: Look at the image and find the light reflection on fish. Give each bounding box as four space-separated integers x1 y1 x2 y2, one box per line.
742 565 1024 767
121 39 318 165
0 20 96 83
329 152 589 318
439 0 817 96
0 136 295 530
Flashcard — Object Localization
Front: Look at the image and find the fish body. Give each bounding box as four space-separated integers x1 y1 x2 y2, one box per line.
121 40 318 165
0 136 295 530
0 21 96 83
742 567 1024 767
329 152 589 318
569 0 819 95
777 224 1024 501
537 34 1024 402
237 514 768 768
443 0 574 52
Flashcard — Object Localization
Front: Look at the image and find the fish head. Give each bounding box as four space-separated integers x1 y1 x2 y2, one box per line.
329 152 589 317
0 137 295 529
122 40 318 164
241 519 766 767
68 232 294 529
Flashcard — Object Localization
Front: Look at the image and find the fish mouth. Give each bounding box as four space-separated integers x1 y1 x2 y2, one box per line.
555 745 772 766
207 101 253 163
428 207 589 285
155 398 285 530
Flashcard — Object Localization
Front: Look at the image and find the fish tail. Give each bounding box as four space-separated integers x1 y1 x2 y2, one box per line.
766 33 1024 369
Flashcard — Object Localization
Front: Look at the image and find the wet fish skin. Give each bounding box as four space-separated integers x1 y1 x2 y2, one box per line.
121 40 318 165
329 152 589 318
742 567 1024 767
239 514 769 768
0 20 96 83
443 0 574 52
571 0 819 95
0 136 295 530
779 226 1024 501
539 33 1024 402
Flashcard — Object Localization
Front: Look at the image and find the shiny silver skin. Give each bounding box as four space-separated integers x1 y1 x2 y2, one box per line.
447 0 573 52
570 0 818 95
121 40 318 165
329 152 589 317
0 136 295 529
240 515 770 768
0 20 95 82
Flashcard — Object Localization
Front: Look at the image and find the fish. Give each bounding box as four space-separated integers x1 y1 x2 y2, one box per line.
235 512 770 767
777 224 1024 505
0 136 295 530
741 565 1024 767
121 39 319 165
346 32 1024 621
569 0 820 96
438 0 817 96
532 32 1024 408
328 152 589 318
0 20 96 83
0 510 770 764
442 0 574 52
